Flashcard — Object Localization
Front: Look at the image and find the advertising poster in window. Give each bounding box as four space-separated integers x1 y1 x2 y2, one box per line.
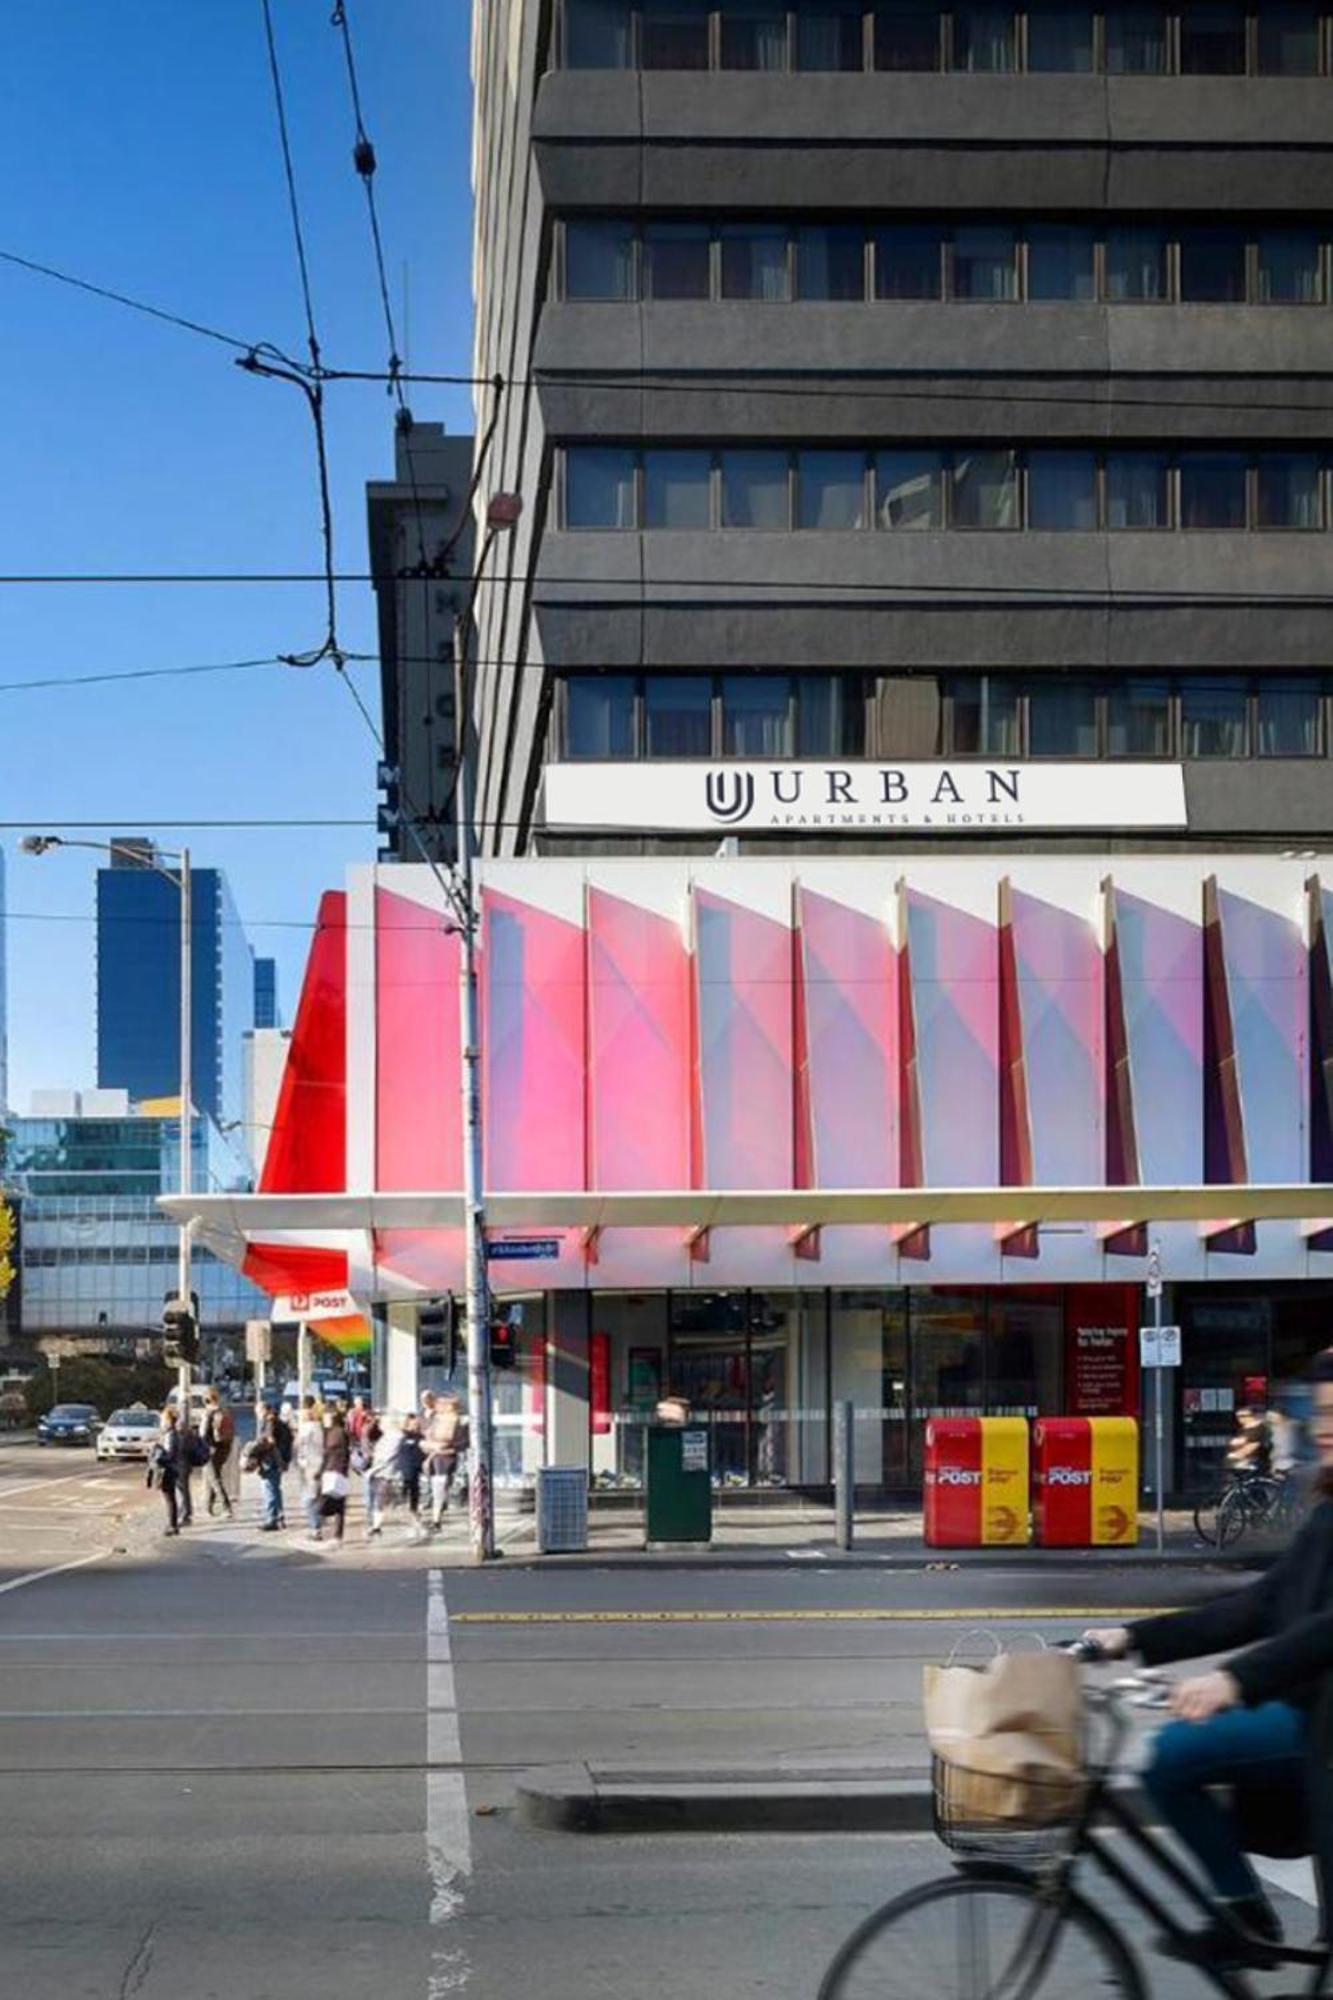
591 1331 612 1436
1064 1285 1139 1417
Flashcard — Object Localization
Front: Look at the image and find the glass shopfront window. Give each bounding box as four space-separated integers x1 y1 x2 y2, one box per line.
490 1295 548 1490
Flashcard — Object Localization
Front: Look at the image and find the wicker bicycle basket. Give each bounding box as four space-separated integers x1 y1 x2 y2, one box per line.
931 1752 1087 1866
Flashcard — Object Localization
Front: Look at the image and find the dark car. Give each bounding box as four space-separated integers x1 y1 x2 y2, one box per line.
37 1403 102 1447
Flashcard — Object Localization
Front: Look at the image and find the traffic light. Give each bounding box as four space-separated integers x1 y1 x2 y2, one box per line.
490 1319 517 1371
162 1295 199 1366
419 1297 455 1372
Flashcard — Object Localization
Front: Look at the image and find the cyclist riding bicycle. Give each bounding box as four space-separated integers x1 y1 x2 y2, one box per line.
1086 1348 1333 1972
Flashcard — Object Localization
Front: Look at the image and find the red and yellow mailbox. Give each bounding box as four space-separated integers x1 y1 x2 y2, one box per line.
1033 1417 1139 1547
924 1416 1031 1547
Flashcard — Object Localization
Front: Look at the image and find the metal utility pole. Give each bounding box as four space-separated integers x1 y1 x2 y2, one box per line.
177 848 194 1428
1148 1238 1164 1555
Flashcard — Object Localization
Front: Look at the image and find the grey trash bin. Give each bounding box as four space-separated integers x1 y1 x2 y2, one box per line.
537 1467 589 1553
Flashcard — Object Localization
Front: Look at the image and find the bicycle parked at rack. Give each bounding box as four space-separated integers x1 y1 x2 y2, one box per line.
816 1642 1327 2000
1194 1467 1302 1549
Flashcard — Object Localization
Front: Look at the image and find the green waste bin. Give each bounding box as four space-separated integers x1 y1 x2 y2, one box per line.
645 1424 712 1545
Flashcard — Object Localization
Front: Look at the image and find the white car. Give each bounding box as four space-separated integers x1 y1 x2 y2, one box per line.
96 1406 161 1462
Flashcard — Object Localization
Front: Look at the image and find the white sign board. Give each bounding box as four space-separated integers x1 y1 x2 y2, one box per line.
244 1319 272 1365
681 1429 709 1473
543 761 1187 836
1140 1325 1182 1369
272 1288 360 1325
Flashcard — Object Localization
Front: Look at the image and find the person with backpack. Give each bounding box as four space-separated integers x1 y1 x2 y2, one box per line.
202 1387 235 1520
176 1402 210 1527
397 1412 427 1538
149 1405 187 1536
244 1407 287 1531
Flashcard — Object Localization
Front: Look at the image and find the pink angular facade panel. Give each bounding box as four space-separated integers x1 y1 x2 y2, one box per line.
902 889 998 1187
587 886 691 1190
693 887 794 1190
796 885 898 1190
1010 889 1103 1188
375 887 461 1193
482 889 587 1192
1215 889 1305 1183
1109 888 1204 1187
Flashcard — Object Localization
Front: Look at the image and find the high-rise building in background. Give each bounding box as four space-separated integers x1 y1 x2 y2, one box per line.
96 841 254 1129
253 958 279 1030
367 420 477 864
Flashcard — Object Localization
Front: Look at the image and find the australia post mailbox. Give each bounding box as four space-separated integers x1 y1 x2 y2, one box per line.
923 1417 1030 1548
1034 1417 1139 1547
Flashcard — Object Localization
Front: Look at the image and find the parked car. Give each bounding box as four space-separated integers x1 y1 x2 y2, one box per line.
95 1405 160 1463
37 1403 102 1447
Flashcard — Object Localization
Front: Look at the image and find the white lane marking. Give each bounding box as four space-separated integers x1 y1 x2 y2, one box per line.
0 1553 107 1597
0 1472 108 1504
1255 1856 1320 1908
427 1569 472 1995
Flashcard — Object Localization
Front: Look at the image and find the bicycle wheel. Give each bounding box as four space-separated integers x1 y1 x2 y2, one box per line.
1215 1484 1251 1549
818 1872 1145 2000
1193 1489 1225 1545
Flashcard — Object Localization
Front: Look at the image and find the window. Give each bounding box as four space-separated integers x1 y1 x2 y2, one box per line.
1258 5 1321 74
720 224 791 301
952 224 1018 301
641 2 709 68
1106 451 1171 528
1181 679 1249 757
567 676 636 758
1179 3 1247 74
643 449 712 528
1105 225 1168 302
1179 226 1246 304
1028 679 1099 756
1257 229 1323 304
875 3 943 68
796 0 865 69
565 447 636 528
1107 677 1173 757
564 220 636 300
1027 224 1096 301
1257 679 1322 756
720 1 789 69
876 449 945 528
1256 453 1322 529
1179 452 1247 528
1027 5 1094 70
796 673 858 754
951 6 1018 70
721 449 791 528
643 223 711 300
564 0 631 67
952 449 1019 528
949 675 1022 754
1105 4 1169 72
798 450 868 528
797 225 866 300
721 675 794 754
874 223 943 299
644 676 712 756
1027 450 1098 529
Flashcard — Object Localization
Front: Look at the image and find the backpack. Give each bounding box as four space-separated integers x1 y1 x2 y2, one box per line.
273 1416 294 1469
187 1430 210 1469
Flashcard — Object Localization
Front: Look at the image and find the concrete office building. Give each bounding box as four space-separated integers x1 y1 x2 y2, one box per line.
253 958 280 1031
97 841 254 1129
176 4 1333 1502
0 843 9 1117
367 421 478 864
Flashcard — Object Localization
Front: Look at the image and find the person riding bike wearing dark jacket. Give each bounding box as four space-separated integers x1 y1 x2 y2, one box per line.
1086 1351 1333 1972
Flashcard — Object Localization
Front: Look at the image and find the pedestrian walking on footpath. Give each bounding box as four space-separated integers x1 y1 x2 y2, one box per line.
245 1409 287 1531
398 1411 426 1537
366 1412 402 1537
320 1402 351 1544
348 1394 373 1453
426 1392 469 1530
202 1386 235 1519
295 1395 325 1537
151 1405 187 1536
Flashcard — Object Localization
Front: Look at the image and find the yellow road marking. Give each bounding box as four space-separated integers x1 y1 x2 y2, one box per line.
450 1607 1174 1627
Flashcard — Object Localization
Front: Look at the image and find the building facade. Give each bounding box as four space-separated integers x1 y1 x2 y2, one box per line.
3 1090 267 1347
253 958 280 1030
96 841 255 1128
367 422 478 865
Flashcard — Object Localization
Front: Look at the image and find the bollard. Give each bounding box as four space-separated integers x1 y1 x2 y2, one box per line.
834 1398 854 1551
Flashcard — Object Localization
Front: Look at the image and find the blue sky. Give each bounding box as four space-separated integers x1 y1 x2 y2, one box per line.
0 0 475 1106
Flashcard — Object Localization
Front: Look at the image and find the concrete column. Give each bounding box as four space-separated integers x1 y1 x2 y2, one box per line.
385 1301 419 1416
547 1292 591 1471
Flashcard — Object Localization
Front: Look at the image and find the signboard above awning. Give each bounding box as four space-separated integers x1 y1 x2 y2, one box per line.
542 761 1187 835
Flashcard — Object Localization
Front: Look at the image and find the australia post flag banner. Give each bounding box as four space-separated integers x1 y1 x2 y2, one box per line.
924 1417 1031 1548
1034 1418 1139 1547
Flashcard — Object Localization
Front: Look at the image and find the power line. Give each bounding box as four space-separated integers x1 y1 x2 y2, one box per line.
0 653 321 695
0 818 373 830
0 246 272 360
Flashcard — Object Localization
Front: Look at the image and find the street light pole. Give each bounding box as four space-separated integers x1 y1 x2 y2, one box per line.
176 848 194 1424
